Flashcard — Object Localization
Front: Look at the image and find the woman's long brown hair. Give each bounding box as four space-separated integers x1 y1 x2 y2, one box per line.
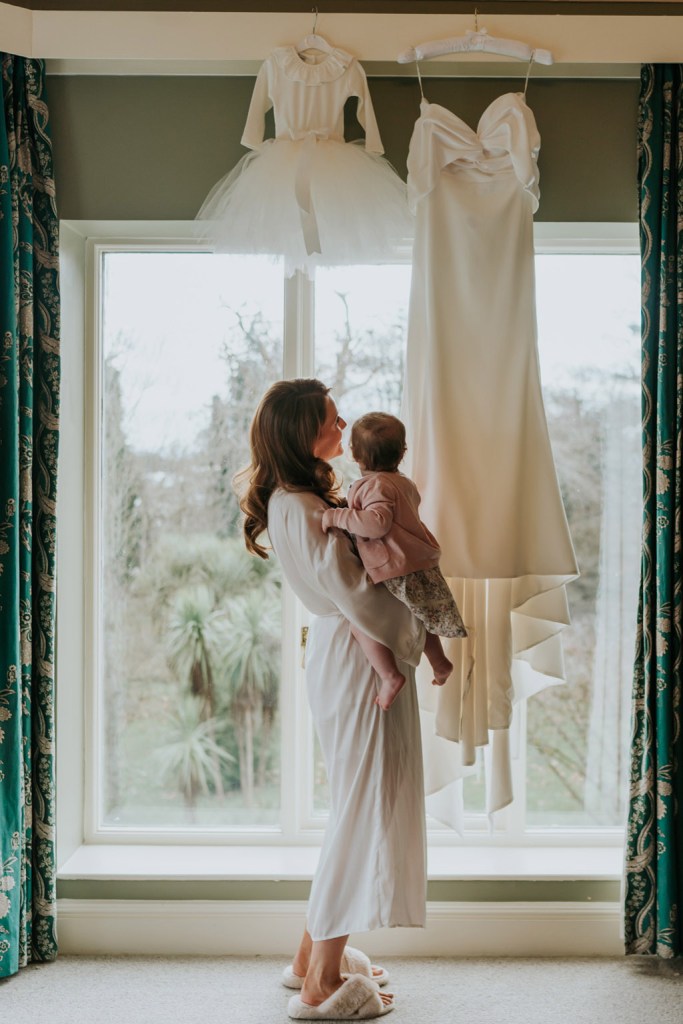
234 378 341 558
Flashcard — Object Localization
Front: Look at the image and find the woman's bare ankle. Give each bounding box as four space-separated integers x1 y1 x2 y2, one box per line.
292 929 313 978
300 969 344 1006
291 955 308 979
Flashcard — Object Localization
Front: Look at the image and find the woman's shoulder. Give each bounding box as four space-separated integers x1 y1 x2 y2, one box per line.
268 488 328 519
268 488 342 564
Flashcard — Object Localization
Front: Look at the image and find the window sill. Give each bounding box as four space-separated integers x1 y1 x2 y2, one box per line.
58 844 623 882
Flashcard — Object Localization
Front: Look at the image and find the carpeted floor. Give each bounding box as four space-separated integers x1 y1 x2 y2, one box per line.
1 955 682 1024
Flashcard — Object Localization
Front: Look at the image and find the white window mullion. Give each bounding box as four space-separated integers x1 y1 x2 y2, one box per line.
282 269 318 839
507 701 529 842
283 270 315 379
84 240 105 842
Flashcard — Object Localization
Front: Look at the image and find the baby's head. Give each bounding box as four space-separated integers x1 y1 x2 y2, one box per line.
350 412 406 473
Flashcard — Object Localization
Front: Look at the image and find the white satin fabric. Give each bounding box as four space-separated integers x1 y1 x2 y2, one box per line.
267 489 427 941
402 94 579 828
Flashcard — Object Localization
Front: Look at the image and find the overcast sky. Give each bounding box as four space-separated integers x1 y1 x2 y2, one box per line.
103 252 640 455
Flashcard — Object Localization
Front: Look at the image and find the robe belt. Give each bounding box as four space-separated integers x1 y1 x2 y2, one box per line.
291 130 341 257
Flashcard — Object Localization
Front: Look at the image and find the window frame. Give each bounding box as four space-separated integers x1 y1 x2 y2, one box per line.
56 220 638 871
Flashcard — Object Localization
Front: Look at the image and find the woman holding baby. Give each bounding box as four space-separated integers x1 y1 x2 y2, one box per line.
237 378 461 1021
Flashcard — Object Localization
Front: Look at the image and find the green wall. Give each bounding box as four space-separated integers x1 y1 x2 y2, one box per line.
47 75 639 222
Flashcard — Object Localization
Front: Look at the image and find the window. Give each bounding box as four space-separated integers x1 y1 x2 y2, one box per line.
528 228 640 832
58 222 639 851
100 251 285 830
459 231 640 836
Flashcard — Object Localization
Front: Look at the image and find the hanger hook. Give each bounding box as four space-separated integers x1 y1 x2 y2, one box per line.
474 7 479 32
312 7 318 33
524 51 535 97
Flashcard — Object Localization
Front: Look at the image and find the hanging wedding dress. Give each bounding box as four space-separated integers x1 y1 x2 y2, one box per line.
196 46 412 277
402 90 579 827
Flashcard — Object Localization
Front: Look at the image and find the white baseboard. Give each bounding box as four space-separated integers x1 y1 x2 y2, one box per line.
56 900 624 957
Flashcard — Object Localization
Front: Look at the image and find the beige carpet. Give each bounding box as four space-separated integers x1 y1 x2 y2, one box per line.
1 955 682 1024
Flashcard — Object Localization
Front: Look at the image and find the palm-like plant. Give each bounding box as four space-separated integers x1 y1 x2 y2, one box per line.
166 585 226 798
202 537 282 606
220 590 281 807
167 586 223 711
152 537 283 807
153 696 235 821
139 534 281 623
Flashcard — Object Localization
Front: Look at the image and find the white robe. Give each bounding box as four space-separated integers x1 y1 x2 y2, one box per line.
267 489 427 941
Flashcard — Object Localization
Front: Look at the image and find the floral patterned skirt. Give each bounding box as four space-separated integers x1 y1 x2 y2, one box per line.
383 566 467 638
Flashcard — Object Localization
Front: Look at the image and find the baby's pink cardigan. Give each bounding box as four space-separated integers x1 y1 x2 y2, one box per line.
322 470 441 583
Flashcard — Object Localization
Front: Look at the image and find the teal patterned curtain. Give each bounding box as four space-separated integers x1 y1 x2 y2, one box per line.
0 55 59 978
625 63 683 958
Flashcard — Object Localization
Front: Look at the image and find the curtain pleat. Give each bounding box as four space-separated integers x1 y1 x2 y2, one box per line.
625 63 683 958
0 54 59 978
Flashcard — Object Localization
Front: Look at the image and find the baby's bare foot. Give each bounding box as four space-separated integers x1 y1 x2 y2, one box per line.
374 671 406 710
431 657 453 687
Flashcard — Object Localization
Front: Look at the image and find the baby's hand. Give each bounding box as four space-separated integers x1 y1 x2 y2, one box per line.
321 509 335 534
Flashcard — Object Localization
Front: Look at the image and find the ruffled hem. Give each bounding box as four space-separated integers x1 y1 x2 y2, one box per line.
418 571 576 831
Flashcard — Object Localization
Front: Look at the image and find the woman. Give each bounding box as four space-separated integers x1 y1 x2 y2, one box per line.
237 379 427 1020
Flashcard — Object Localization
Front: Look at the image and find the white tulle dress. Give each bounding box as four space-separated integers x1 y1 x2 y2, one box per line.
196 46 412 277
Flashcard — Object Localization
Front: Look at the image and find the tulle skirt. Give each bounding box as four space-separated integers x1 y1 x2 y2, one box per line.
195 137 414 277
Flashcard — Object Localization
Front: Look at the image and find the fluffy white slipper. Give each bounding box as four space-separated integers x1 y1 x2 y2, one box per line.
288 974 393 1020
282 946 390 989
341 948 390 987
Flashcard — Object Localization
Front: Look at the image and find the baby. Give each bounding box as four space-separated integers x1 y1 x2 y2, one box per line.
322 411 467 710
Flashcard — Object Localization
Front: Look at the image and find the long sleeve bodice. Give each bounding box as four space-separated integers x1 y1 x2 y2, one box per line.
241 46 383 153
